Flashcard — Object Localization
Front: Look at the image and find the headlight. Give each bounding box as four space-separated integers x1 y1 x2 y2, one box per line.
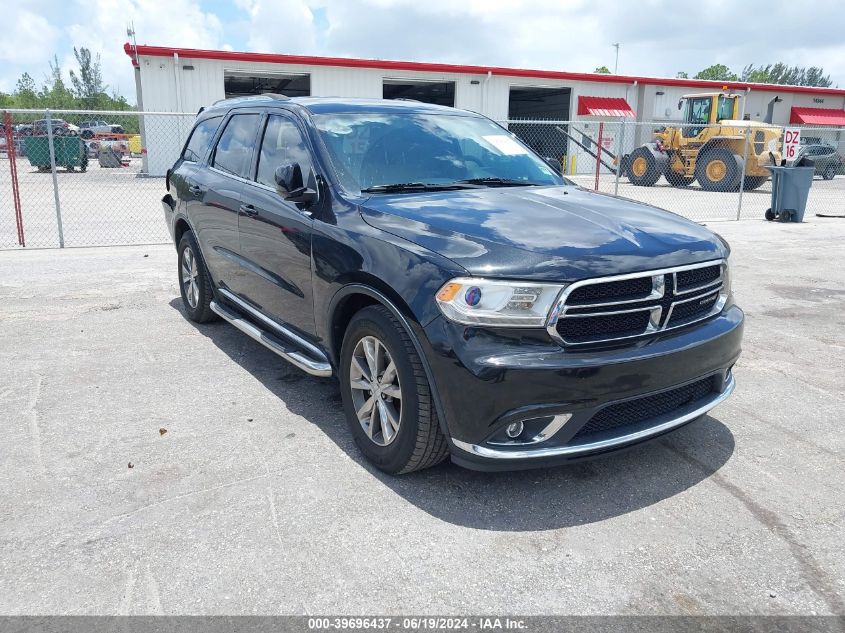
435 277 566 327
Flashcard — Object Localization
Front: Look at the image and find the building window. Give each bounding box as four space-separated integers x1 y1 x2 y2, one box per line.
383 79 455 106
224 71 311 98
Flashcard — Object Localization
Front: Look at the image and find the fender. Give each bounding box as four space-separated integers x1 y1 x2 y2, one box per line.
327 283 455 446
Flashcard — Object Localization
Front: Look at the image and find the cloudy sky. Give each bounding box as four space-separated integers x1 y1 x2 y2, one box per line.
4 0 844 101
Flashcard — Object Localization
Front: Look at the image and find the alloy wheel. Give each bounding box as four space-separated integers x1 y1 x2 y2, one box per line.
349 335 402 446
181 246 199 309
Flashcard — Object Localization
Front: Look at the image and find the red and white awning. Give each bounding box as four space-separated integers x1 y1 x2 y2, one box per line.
789 107 845 126
577 96 636 118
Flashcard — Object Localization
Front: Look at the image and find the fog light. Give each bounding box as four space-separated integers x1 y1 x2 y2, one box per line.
505 421 524 438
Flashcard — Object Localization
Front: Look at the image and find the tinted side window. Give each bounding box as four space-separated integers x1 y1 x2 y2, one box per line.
183 116 222 163
213 114 261 179
256 115 314 188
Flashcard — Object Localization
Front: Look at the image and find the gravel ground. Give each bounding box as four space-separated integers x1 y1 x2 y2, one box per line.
0 217 843 615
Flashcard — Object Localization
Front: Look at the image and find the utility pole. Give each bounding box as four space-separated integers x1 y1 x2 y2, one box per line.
613 43 620 74
127 22 139 65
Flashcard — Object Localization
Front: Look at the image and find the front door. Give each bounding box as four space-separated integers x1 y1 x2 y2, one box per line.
236 112 316 336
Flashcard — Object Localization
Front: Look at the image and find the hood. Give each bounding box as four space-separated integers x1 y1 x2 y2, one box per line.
359 185 727 281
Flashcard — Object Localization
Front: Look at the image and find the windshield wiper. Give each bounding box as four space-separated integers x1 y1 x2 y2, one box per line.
452 177 543 187
361 182 479 193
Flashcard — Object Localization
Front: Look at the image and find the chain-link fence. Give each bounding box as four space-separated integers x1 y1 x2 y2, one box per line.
1 109 843 249
0 109 194 249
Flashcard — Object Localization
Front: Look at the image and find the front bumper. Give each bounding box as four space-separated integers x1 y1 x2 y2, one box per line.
419 305 744 471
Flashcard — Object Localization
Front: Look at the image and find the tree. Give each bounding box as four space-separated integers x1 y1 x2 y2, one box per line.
593 65 611 74
69 47 107 104
693 64 738 81
40 55 75 108
741 62 832 87
14 72 39 108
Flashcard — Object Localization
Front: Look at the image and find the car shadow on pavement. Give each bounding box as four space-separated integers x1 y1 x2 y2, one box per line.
172 299 735 532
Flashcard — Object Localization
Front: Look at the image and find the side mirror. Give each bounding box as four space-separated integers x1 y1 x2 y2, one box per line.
677 100 683 111
274 163 318 205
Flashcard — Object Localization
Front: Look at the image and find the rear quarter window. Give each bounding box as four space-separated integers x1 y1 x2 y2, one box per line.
182 116 223 163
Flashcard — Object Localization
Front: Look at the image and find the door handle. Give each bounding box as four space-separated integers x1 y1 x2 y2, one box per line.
239 203 258 217
188 184 204 194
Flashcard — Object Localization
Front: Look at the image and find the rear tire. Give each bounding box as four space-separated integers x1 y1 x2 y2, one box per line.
339 305 448 474
696 148 742 192
627 146 663 187
177 231 217 323
742 176 768 190
664 166 695 187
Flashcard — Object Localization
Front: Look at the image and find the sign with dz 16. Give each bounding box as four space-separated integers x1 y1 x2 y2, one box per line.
783 128 801 163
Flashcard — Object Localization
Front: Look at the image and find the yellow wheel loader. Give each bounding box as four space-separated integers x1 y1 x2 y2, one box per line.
624 92 782 191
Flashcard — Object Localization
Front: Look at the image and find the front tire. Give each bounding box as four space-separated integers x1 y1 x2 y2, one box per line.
822 166 836 180
340 306 448 474
696 148 742 192
177 231 216 323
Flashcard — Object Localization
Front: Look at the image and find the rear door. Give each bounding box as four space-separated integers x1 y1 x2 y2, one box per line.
185 111 262 289
234 111 316 335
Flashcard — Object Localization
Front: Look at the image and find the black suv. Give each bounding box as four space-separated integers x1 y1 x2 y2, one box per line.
795 142 843 180
163 95 743 473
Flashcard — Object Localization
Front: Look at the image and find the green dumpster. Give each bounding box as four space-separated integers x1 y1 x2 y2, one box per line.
22 135 88 172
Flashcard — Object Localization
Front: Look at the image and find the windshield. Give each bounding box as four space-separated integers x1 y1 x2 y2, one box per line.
312 112 566 194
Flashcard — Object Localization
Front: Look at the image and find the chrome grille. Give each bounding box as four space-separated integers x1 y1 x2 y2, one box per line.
548 260 727 347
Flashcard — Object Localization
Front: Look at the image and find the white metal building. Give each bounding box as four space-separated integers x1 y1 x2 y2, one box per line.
125 43 845 176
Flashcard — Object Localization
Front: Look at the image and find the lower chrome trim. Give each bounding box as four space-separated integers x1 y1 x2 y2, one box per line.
451 373 735 460
217 288 327 361
210 300 332 377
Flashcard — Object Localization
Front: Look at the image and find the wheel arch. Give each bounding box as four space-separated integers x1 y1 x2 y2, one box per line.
700 137 744 157
327 282 454 445
173 215 192 248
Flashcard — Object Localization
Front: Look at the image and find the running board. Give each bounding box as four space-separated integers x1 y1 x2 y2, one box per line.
209 300 332 377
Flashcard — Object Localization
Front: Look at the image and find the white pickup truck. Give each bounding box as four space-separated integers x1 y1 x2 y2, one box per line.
79 120 126 139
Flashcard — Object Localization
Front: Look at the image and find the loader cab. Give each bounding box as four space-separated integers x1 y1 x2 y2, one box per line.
679 93 740 137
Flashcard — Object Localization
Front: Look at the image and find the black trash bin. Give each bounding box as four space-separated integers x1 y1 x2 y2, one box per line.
765 159 815 223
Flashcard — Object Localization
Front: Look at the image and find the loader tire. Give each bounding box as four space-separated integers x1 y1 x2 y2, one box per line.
664 166 695 187
742 176 768 191
696 148 743 192
627 146 663 187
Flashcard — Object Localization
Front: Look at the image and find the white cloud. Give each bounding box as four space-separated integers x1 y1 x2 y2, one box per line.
0 4 61 91
63 0 226 97
238 0 316 54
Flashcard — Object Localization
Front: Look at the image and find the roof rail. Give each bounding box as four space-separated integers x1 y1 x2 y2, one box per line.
392 98 421 103
262 93 291 100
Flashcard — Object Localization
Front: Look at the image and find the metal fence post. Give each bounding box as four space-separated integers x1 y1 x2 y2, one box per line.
614 116 625 196
594 121 604 191
45 110 65 247
736 125 750 221
3 111 25 246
